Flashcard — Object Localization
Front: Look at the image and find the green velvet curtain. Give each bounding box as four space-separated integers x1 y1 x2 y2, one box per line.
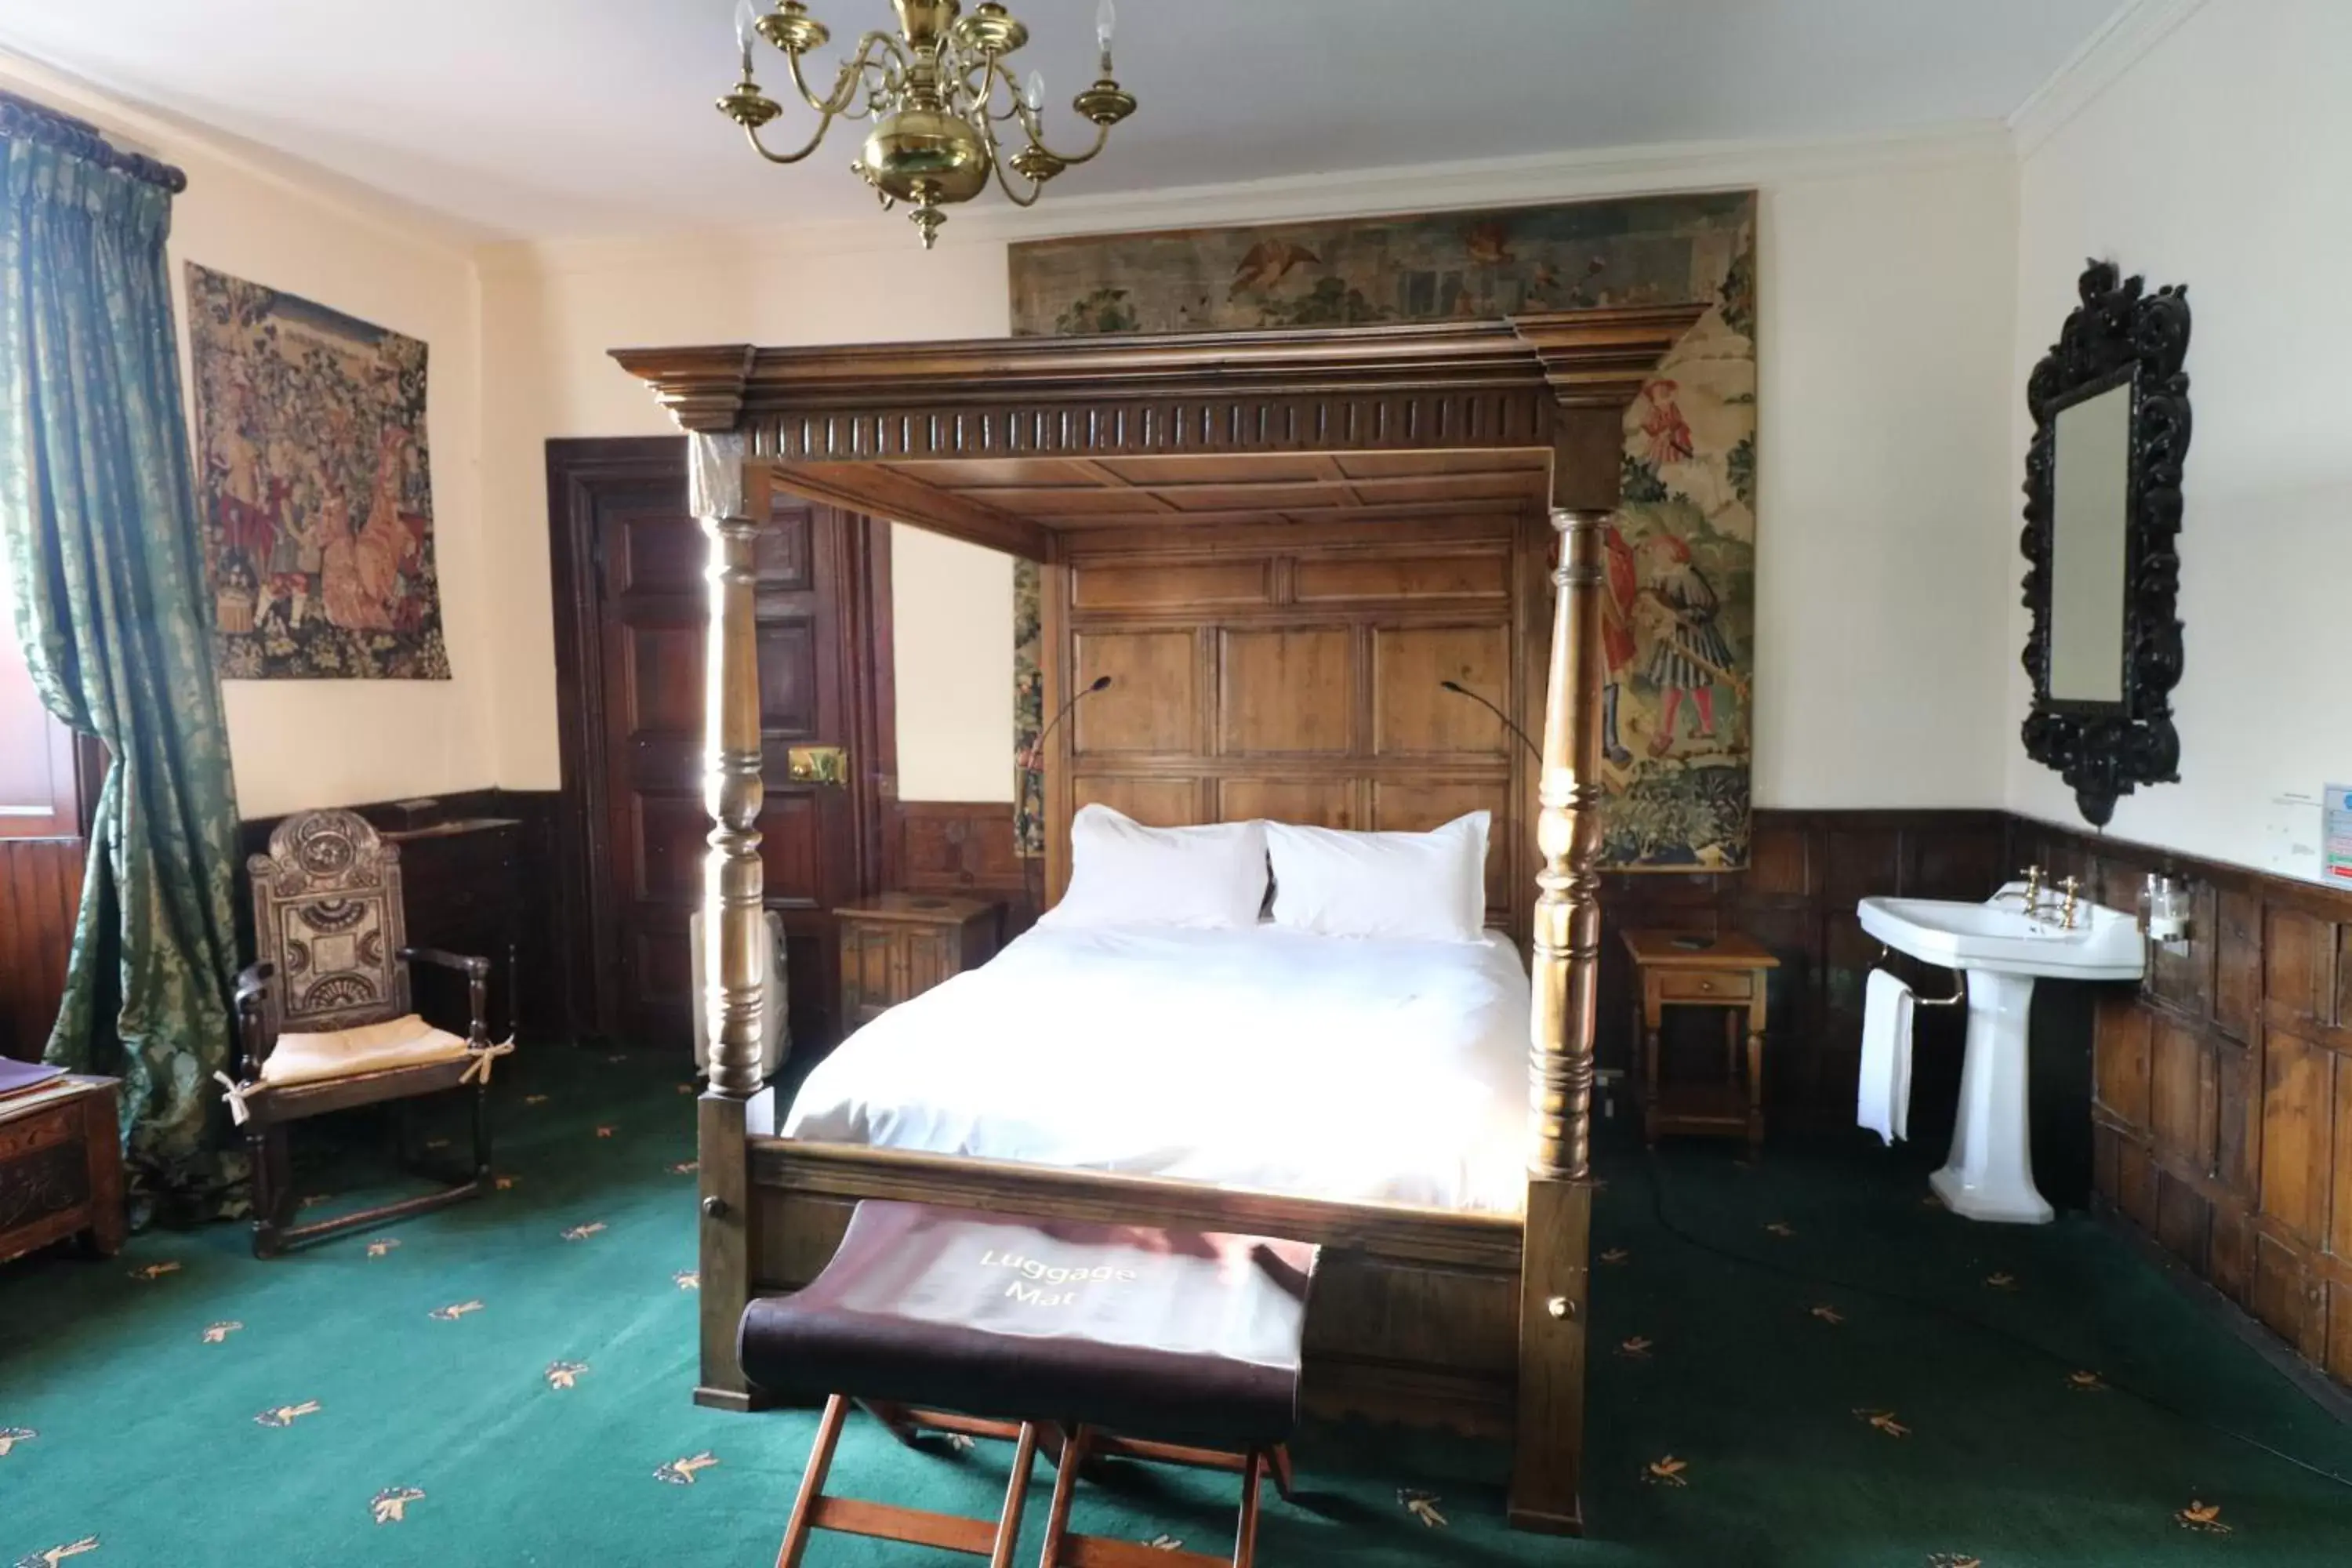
0 129 245 1214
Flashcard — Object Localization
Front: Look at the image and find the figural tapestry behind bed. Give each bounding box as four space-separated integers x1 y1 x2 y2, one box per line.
1006 191 1758 869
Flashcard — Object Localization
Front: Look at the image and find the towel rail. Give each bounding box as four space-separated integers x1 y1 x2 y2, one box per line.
1876 947 1966 1008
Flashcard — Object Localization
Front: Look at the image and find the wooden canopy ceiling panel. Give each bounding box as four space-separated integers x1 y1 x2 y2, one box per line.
746 447 1555 543
610 307 1703 559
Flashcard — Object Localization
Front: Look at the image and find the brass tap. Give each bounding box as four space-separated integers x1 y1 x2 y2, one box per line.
2059 875 2082 930
2020 864 2045 913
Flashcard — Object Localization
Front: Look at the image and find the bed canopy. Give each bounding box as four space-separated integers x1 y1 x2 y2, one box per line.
615 302 1697 1534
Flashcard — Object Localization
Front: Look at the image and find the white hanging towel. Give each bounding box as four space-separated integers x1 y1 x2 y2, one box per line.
1857 967 1916 1145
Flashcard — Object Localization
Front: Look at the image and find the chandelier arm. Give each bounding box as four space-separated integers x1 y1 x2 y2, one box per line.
988 154 1046 208
972 103 1043 208
742 113 840 167
782 32 903 118
970 56 1024 122
1017 113 1114 168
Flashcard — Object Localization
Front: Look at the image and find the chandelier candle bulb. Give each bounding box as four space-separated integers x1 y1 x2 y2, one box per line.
734 0 758 74
717 0 1136 247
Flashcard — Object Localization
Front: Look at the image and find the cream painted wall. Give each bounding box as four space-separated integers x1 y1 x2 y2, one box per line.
0 54 2038 822
482 150 2022 810
2009 0 2352 871
891 531 1017 802
475 234 1011 797
1751 158 2017 808
0 57 494 821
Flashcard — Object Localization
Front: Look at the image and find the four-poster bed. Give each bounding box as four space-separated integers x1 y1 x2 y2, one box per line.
614 303 1698 1534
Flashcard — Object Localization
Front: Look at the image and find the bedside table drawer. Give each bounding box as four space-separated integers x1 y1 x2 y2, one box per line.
1653 970 1754 1004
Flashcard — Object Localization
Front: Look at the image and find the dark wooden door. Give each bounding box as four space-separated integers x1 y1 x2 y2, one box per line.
550 438 887 1054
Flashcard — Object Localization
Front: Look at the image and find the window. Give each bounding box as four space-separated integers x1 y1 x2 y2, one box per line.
0 573 85 839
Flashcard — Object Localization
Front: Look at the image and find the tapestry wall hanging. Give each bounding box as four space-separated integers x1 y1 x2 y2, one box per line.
1006 192 1757 869
187 263 449 680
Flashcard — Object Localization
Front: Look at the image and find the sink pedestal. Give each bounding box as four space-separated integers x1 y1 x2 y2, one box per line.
1930 970 2054 1225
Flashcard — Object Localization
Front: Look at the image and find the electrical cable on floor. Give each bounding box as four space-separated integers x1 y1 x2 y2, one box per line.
1637 1149 2352 1494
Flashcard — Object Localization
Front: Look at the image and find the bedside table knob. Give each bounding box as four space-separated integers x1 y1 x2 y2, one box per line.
701 1196 728 1220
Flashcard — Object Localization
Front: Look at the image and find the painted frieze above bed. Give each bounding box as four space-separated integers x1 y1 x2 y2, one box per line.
1006 192 1757 869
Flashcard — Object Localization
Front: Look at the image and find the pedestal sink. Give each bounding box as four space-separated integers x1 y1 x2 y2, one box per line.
1857 881 2144 1224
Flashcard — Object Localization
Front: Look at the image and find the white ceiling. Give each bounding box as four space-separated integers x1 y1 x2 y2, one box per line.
0 0 2125 241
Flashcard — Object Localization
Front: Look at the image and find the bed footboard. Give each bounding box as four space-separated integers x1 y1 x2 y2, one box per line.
712 1137 1527 1439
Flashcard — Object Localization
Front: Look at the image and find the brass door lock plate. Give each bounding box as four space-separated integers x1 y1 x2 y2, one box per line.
786 746 849 786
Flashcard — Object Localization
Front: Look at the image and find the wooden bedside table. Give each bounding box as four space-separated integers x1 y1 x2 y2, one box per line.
2 1074 126 1266
837 895 1002 1030
1621 930 1778 1157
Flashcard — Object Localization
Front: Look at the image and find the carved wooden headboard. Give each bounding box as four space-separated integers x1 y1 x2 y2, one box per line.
1040 508 1552 942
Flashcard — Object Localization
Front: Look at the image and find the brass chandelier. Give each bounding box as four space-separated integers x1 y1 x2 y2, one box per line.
717 0 1137 248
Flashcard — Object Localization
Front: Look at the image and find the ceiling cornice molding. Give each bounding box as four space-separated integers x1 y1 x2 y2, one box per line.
481 118 2015 281
0 48 485 266
2007 0 2209 158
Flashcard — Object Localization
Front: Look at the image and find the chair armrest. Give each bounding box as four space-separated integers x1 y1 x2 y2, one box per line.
397 946 494 1047
397 946 492 978
233 963 274 1081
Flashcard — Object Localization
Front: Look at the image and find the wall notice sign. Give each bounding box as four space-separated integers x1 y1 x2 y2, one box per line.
2328 785 2352 883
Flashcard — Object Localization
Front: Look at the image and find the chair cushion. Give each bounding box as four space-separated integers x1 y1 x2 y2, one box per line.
739 1200 1316 1448
260 1014 471 1087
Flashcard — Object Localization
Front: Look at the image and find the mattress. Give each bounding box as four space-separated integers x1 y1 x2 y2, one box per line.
784 922 1534 1213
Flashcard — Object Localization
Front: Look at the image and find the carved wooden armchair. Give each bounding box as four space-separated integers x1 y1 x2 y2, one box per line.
222 809 510 1257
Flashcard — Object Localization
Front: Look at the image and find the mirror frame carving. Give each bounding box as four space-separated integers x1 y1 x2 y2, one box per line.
2020 260 2192 826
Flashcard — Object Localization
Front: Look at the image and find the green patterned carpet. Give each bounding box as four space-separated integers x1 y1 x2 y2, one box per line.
3 1047 2349 1567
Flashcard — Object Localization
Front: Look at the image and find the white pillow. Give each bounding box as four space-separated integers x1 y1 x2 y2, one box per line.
1265 812 1490 942
1040 804 1269 931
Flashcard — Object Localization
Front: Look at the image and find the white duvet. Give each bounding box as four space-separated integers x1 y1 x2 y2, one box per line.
785 922 1534 1213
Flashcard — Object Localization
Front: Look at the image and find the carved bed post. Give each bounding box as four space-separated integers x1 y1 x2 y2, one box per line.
690 430 776 1409
1509 406 1624 1534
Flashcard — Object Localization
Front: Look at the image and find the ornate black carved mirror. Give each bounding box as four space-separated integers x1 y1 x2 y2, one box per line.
2020 260 2191 826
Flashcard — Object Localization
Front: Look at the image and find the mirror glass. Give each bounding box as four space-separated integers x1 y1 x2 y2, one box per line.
2048 380 2132 703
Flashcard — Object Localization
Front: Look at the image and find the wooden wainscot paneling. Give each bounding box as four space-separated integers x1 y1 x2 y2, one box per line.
2028 811 2352 1394
1597 808 2009 1143
1071 559 1271 612
1073 775 1200 829
883 801 1033 935
0 839 84 1062
1044 517 1532 937
1218 778 1355 830
1073 630 1196 755
1374 626 1513 757
1294 549 1511 605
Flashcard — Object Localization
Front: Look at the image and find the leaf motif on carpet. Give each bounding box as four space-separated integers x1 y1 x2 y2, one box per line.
654 1452 718 1486
254 1401 320 1428
2176 1501 2232 1534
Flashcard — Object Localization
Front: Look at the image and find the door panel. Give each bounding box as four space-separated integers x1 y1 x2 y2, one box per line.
566 445 878 1054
